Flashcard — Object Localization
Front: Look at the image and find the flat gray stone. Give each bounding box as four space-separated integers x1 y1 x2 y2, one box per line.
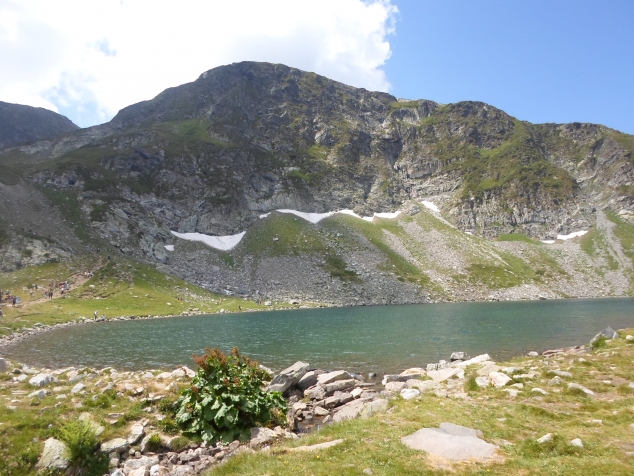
401 426 497 461
297 371 318 390
124 455 160 471
439 422 483 439
317 370 351 385
100 437 129 454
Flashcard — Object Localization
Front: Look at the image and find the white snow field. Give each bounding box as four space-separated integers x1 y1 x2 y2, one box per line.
170 231 246 251
421 201 440 213
542 230 588 244
275 208 401 223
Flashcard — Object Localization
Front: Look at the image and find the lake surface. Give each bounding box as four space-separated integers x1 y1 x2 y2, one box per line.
5 298 634 375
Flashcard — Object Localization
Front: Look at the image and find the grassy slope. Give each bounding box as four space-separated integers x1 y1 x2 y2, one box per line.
0 258 266 334
211 330 634 476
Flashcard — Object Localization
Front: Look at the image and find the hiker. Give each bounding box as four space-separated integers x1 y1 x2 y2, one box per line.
94 310 98 319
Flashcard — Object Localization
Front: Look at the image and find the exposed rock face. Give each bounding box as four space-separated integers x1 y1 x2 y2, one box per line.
36 438 70 471
1 61 633 303
0 101 79 150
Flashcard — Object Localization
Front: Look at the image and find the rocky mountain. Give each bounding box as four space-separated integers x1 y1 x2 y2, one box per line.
0 101 79 149
0 62 633 305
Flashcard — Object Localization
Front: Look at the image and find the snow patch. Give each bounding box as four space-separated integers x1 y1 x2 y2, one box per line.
259 213 270 219
276 209 335 224
421 201 440 213
170 231 246 251
275 209 401 224
557 230 587 240
164 245 174 251
541 230 587 244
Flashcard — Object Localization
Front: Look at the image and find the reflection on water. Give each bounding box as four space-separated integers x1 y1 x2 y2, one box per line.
5 298 634 375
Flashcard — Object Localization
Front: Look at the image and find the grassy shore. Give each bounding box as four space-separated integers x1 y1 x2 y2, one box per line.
0 258 301 335
209 331 634 476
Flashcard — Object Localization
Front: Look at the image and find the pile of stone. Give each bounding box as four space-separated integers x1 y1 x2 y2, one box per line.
266 361 388 427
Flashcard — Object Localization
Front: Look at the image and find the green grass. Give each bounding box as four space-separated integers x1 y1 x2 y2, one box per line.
208 329 634 476
390 100 421 111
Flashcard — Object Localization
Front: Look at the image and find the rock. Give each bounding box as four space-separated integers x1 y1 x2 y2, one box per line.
36 438 69 471
267 361 309 393
547 370 572 379
100 437 129 454
29 373 54 387
156 372 172 380
250 427 278 448
477 362 500 376
128 423 145 445
400 367 427 376
570 438 583 448
111 469 126 476
317 370 351 385
292 401 307 412
288 439 344 452
537 433 553 443
407 380 439 393
332 399 367 422
304 385 326 400
400 388 420 400
171 366 195 378
325 379 355 394
451 354 491 368
71 383 86 394
488 372 512 388
510 383 523 389
531 388 548 395
439 422 483 438
360 398 388 417
314 406 330 416
548 376 565 386
401 423 497 461
527 351 539 357
427 367 461 382
450 352 466 361
28 389 46 399
567 383 594 396
475 377 490 387
502 389 519 397
150 464 170 476
324 395 341 408
169 466 194 476
351 387 364 398
128 468 148 476
297 371 318 390
384 381 406 393
626 335 634 342
382 373 424 385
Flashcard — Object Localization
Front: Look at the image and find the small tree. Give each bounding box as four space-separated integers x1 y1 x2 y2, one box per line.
175 347 287 443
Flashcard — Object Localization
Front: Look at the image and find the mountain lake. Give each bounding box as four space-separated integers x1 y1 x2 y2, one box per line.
4 297 634 375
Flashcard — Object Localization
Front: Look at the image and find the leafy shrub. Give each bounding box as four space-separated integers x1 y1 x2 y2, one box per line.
464 373 479 392
157 417 180 435
168 436 189 452
175 347 287 443
58 421 108 476
592 336 607 350
146 433 162 452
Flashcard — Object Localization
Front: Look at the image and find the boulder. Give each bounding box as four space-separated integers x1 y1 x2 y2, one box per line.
71 383 86 394
325 379 355 394
29 373 54 387
169 466 194 476
406 379 439 393
100 437 129 454
450 352 466 361
314 406 330 416
36 438 69 471
171 366 195 378
570 438 584 448
427 367 461 382
382 372 425 384
332 399 367 422
537 433 553 443
400 388 420 400
297 371 318 390
304 385 326 400
28 389 47 399
531 387 548 395
385 381 406 393
401 423 497 461
267 361 309 393
548 376 565 386
567 383 594 396
547 370 572 379
475 376 490 387
128 468 148 476
150 464 170 476
360 398 388 417
250 427 278 448
476 362 500 376
451 354 491 369
317 370 351 385
128 423 145 445
488 372 512 388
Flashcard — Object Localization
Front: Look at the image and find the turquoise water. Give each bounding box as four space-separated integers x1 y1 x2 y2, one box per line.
5 298 634 374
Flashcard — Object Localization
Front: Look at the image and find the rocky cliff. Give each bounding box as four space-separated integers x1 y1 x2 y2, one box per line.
0 62 633 304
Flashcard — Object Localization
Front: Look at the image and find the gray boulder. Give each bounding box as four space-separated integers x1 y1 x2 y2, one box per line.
304 385 326 400
100 437 129 454
297 371 318 390
267 361 309 393
124 455 160 471
590 326 618 346
36 438 69 471
250 427 278 448
29 373 54 387
401 423 497 461
317 370 351 385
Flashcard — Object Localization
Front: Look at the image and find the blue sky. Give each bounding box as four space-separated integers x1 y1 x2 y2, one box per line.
387 0 634 133
1 0 632 134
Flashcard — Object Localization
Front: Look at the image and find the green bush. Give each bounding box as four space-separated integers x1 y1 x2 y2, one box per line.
464 373 479 392
175 347 287 444
592 336 608 350
58 421 108 476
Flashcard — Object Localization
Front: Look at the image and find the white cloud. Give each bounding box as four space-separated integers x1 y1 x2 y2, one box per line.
0 0 397 127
